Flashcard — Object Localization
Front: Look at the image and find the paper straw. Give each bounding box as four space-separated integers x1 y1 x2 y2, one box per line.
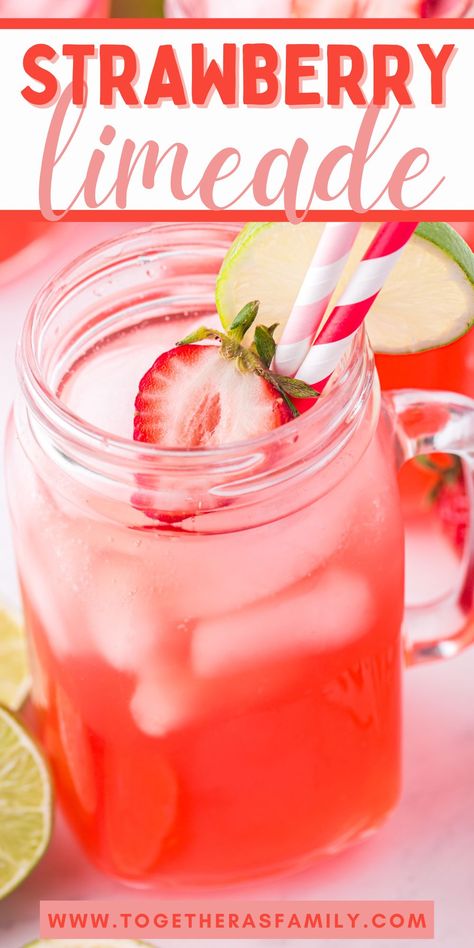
296 222 418 392
273 222 361 377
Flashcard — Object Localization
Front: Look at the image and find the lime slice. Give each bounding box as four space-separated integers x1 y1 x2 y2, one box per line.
216 222 474 354
0 708 52 899
24 942 155 947
0 607 31 711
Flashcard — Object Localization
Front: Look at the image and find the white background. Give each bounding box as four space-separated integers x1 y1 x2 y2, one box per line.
0 25 472 214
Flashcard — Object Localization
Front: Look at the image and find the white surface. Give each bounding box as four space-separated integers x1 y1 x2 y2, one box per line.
0 227 473 947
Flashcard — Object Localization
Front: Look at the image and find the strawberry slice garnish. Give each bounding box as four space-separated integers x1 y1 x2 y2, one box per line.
134 301 318 450
436 477 469 553
429 457 469 554
417 455 469 554
134 344 292 447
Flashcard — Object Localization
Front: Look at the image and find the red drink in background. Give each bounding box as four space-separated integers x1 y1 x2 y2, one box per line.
376 222 474 396
376 330 474 398
376 221 474 558
0 223 51 272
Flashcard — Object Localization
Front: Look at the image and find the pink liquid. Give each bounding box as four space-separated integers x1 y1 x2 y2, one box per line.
7 310 405 885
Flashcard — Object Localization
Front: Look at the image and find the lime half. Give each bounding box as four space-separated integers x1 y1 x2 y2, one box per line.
0 608 31 711
216 222 474 354
0 708 52 899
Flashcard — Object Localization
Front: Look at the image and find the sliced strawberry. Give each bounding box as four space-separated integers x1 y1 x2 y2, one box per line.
132 303 318 523
435 472 469 554
133 301 317 451
417 456 469 554
134 344 292 449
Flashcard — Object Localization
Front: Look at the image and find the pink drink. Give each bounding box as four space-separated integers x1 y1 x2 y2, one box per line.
6 225 405 884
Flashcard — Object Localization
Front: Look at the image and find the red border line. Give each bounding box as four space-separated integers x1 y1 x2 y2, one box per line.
0 17 471 28
1 211 473 222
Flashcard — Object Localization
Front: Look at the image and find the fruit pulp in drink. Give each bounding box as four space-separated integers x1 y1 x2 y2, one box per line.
9 310 404 884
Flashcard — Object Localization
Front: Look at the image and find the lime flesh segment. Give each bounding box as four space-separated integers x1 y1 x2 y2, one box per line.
0 608 31 711
216 222 474 355
0 708 52 899
24 942 155 947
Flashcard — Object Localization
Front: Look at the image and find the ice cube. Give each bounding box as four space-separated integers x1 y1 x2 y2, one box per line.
21 569 72 657
18 531 93 659
130 669 193 736
86 553 166 672
158 492 354 622
192 569 374 677
27 632 50 711
13 472 98 658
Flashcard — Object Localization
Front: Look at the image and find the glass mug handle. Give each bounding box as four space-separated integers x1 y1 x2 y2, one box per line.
386 388 474 666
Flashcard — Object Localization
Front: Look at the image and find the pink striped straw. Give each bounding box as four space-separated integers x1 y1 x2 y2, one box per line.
296 222 418 393
273 222 361 377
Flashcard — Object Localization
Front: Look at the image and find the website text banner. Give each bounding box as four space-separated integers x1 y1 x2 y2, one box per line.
0 20 472 222
40 899 435 939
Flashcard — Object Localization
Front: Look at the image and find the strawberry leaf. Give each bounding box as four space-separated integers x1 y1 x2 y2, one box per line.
254 325 276 368
177 326 225 346
274 375 320 400
228 301 259 342
278 389 300 418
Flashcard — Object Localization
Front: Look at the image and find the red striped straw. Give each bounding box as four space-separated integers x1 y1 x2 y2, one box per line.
273 222 361 376
296 222 418 394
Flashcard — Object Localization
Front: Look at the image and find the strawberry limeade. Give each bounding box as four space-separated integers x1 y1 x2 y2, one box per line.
16 314 404 882
6 226 407 884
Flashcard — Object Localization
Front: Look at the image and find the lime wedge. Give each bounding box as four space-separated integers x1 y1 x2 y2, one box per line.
0 708 52 899
216 222 474 354
0 607 31 711
24 942 155 947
